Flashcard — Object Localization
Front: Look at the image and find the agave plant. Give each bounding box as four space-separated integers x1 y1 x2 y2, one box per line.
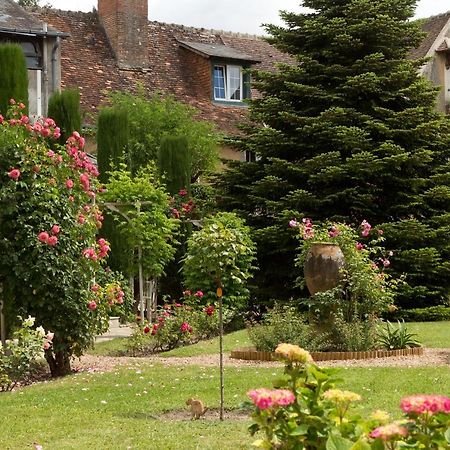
377 320 421 350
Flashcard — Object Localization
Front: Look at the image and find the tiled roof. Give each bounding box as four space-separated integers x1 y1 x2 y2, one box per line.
409 12 450 59
177 40 261 63
33 8 293 135
0 0 66 36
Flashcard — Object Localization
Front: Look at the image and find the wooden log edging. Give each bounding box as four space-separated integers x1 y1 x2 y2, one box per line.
230 346 424 362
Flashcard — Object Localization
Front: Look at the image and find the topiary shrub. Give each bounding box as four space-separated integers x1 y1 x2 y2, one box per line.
0 44 28 115
47 89 81 143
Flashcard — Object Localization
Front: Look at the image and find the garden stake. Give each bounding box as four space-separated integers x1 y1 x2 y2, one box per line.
217 284 224 421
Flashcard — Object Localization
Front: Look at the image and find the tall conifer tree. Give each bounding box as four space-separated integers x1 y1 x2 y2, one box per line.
218 0 450 308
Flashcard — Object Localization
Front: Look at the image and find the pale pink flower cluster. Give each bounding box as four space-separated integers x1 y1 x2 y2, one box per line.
360 220 372 237
328 225 340 238
400 394 450 415
369 423 408 441
302 218 314 240
248 388 295 410
180 322 193 333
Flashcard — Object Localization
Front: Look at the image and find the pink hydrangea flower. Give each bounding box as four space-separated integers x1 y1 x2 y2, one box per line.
370 423 408 441
400 395 450 415
247 388 295 410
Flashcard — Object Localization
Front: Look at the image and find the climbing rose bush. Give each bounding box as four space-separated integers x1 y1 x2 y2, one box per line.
0 102 128 377
247 344 450 449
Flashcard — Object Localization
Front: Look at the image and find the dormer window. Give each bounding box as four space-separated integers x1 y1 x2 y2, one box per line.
214 64 243 101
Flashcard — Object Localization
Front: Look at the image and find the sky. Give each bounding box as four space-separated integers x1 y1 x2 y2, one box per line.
44 0 450 36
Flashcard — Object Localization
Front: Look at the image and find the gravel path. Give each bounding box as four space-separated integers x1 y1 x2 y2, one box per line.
73 347 450 373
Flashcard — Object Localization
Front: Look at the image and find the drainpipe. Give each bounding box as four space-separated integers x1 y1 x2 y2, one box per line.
51 36 61 93
42 23 48 116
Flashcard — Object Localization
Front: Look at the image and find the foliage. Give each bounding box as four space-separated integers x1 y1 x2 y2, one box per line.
100 163 178 279
157 135 191 196
15 0 41 6
0 316 52 391
97 107 130 273
377 320 421 350
247 344 450 449
217 0 450 309
183 212 256 309
108 88 220 180
125 299 222 355
0 104 128 376
97 107 129 184
386 305 450 322
330 315 379 351
47 89 81 144
0 44 28 115
247 304 329 352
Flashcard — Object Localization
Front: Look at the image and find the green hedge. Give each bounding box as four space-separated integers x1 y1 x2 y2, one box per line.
385 306 450 322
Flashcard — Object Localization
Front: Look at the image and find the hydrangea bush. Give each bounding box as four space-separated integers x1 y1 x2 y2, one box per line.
247 344 450 449
0 102 129 376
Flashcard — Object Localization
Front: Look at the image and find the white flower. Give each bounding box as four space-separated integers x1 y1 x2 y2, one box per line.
36 326 46 337
24 315 36 327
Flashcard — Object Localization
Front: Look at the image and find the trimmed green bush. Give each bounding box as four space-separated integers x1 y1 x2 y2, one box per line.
47 89 81 143
97 107 130 273
157 135 191 195
0 44 28 115
386 306 450 322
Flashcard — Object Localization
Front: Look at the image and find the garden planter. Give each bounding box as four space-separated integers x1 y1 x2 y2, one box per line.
304 243 345 295
230 347 424 362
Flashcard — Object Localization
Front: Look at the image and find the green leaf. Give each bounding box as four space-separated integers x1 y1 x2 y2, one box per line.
350 439 371 450
445 427 450 444
290 424 309 436
326 434 354 450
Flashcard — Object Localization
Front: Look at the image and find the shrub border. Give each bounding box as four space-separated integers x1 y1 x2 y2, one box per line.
230 346 424 362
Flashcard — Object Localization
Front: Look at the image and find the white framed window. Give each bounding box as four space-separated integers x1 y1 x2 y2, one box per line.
213 64 243 101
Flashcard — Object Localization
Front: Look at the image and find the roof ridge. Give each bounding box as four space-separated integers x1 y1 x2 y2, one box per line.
148 19 263 39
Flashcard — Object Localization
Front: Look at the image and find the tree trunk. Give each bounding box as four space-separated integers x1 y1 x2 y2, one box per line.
45 350 71 377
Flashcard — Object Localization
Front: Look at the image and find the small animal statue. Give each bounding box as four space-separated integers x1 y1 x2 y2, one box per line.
186 397 208 420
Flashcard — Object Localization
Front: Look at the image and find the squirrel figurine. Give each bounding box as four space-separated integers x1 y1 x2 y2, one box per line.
186 398 208 420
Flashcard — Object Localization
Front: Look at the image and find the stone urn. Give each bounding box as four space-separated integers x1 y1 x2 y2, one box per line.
304 243 345 295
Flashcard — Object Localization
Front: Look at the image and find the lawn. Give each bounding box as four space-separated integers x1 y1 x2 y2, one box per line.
0 362 449 449
89 321 449 358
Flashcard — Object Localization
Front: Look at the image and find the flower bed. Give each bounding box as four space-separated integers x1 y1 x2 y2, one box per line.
230 346 424 362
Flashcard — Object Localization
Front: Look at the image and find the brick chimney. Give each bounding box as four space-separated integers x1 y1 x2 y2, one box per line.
98 0 148 69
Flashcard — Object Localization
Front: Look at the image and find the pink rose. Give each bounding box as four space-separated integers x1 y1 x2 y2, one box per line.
43 341 51 350
205 305 215 316
66 179 74 189
194 290 204 298
289 219 299 228
38 231 49 243
47 236 58 246
178 188 187 196
143 326 150 334
51 225 60 235
355 242 364 251
8 168 20 180
47 150 55 158
87 301 97 311
78 214 86 224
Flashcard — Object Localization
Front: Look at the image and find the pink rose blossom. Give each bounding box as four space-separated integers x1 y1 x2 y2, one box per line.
183 290 192 296
43 341 51 350
47 236 58 246
289 219 299 228
178 188 188 196
180 322 192 333
143 326 150 334
194 290 204 298
91 284 100 292
328 225 340 238
78 214 86 224
87 301 97 311
38 231 49 243
8 168 21 180
51 225 60 235
47 150 55 158
66 179 74 189
205 305 215 316
356 242 364 251
18 102 25 109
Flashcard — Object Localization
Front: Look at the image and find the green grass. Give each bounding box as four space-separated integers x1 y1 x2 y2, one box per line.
404 321 449 348
90 321 449 358
0 364 449 449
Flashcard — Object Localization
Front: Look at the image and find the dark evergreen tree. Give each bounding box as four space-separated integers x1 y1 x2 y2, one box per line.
0 44 28 115
218 0 450 308
47 89 81 143
97 107 131 273
157 135 191 195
